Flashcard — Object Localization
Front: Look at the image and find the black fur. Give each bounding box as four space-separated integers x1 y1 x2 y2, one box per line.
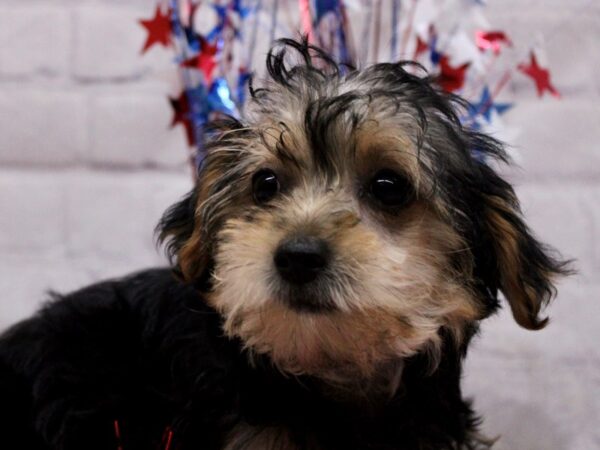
1 269 483 450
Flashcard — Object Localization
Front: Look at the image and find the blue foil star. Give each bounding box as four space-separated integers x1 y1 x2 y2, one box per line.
208 78 238 116
237 69 252 106
429 36 442 65
314 0 340 25
468 87 512 122
232 0 252 18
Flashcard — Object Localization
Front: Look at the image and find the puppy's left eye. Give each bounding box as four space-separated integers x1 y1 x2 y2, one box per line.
252 169 280 204
369 169 415 208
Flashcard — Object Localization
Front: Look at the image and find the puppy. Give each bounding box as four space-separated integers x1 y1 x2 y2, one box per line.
0 39 569 450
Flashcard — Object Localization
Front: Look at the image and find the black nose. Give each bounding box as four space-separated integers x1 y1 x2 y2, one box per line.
274 236 330 285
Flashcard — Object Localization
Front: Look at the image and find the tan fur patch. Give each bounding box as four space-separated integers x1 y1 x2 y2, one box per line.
177 163 224 281
209 188 481 381
484 194 549 330
354 121 422 186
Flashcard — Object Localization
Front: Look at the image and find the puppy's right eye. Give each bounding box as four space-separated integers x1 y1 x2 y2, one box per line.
252 169 280 204
368 169 414 209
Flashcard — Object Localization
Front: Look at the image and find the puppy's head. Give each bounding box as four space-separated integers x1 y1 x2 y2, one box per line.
159 39 570 380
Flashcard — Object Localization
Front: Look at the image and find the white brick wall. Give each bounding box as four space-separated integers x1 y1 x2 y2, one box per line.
506 100 600 181
0 1 598 448
0 5 71 78
73 5 166 81
89 92 187 168
0 89 89 165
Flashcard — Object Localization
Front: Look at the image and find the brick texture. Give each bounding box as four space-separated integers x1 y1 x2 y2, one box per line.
0 6 71 78
89 92 188 168
505 100 600 181
72 5 166 81
0 1 598 448
0 89 88 166
0 171 66 254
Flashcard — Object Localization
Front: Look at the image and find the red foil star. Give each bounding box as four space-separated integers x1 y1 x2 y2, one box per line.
414 36 429 59
181 53 218 84
199 36 219 57
475 30 512 55
518 52 560 98
169 93 195 147
139 6 172 54
438 56 470 92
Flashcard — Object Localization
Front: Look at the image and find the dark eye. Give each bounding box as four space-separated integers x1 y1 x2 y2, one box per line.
369 169 415 208
252 169 280 204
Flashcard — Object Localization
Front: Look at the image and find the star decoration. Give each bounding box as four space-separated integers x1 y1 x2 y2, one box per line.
467 87 513 122
237 68 252 105
475 30 512 55
186 85 212 119
180 2 204 51
182 52 218 84
176 80 238 131
207 78 237 116
518 52 560 98
139 6 172 54
169 93 195 147
213 4 228 22
208 0 248 42
183 28 201 53
232 0 252 18
429 35 442 65
188 1 201 25
467 108 516 162
199 36 219 56
438 56 470 92
314 0 340 25
414 36 429 59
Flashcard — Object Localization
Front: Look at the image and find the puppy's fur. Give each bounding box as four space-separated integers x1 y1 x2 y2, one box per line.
0 39 569 450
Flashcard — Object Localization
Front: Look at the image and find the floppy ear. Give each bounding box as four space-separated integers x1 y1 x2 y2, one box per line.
156 187 207 282
477 168 572 330
157 117 249 286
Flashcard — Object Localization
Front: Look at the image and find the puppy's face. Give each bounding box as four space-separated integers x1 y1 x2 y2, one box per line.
160 40 568 380
205 119 480 379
